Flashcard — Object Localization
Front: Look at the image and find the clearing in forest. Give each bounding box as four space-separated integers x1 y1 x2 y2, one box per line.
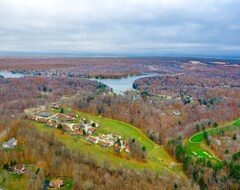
185 118 240 161
30 107 185 179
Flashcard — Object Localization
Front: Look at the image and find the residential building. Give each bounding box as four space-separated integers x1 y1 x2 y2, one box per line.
49 179 64 188
86 136 98 144
99 140 111 148
2 138 17 149
14 163 26 175
70 130 83 136
88 127 97 134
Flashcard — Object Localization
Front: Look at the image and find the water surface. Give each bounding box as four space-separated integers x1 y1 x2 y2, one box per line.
0 71 24 78
91 74 157 95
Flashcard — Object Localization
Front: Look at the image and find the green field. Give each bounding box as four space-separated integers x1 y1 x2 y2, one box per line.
34 108 185 179
185 118 240 161
0 164 37 190
0 171 28 190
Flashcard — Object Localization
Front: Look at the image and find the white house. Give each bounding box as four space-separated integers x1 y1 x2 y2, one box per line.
2 138 17 149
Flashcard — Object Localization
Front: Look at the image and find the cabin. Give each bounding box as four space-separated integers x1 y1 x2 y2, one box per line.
2 138 17 149
49 179 64 189
14 163 26 175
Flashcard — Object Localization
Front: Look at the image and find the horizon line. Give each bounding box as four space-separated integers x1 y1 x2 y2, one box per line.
0 51 239 60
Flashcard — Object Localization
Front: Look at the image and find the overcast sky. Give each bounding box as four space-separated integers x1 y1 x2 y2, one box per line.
0 0 239 56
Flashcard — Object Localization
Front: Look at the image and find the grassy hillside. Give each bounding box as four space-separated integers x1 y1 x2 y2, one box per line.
34 108 185 179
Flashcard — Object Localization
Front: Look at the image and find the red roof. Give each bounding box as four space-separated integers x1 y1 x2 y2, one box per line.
99 141 111 147
87 136 98 142
88 127 96 133
15 163 25 171
71 130 83 135
50 179 64 187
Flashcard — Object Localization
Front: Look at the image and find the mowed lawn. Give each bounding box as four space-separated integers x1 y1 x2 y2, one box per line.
185 118 240 161
34 109 185 179
0 171 28 190
0 163 37 190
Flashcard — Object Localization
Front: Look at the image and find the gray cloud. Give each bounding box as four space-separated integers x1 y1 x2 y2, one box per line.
0 0 239 56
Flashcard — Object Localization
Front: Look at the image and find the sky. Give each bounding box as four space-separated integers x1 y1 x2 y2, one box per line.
0 0 240 57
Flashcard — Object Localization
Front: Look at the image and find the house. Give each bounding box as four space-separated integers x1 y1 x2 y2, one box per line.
51 103 61 109
46 121 58 128
98 133 105 138
2 138 17 149
30 115 40 121
86 136 98 144
125 146 130 153
215 139 221 146
61 115 73 122
72 124 81 130
54 113 63 119
14 163 26 175
172 111 181 116
30 115 36 120
82 118 87 124
38 118 47 123
67 113 78 118
114 145 123 152
62 124 70 131
99 140 111 148
46 121 54 127
49 179 64 189
38 112 52 118
114 135 122 139
70 130 83 136
88 127 97 134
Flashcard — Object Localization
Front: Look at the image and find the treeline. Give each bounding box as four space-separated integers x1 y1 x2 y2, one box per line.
133 74 240 99
183 156 240 190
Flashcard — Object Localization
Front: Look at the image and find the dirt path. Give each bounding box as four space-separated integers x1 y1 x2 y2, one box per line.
0 128 8 138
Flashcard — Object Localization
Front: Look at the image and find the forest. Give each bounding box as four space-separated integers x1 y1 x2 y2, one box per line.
0 57 239 189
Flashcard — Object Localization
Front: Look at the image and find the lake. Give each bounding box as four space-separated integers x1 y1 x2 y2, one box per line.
0 71 24 78
91 73 157 95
